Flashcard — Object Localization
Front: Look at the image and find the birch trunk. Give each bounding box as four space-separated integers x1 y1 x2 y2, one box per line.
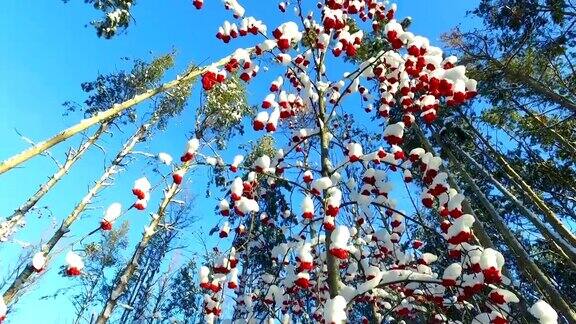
0 123 109 241
2 114 160 305
441 143 576 322
448 142 576 270
465 116 576 248
118 255 153 324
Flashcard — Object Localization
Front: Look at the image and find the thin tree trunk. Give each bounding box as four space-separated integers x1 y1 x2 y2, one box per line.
441 142 576 323
414 125 496 249
448 142 576 270
318 94 340 299
148 272 171 323
74 271 102 324
0 123 109 241
2 114 161 305
94 162 192 323
130 241 169 323
0 50 242 175
464 117 576 248
118 255 152 324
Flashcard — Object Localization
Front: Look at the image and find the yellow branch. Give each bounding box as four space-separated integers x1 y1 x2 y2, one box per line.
0 52 234 175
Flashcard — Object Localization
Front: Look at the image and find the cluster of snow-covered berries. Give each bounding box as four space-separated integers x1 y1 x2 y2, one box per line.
30 250 84 278
216 17 266 43
132 177 152 210
18 249 84 305
100 203 122 231
191 1 557 323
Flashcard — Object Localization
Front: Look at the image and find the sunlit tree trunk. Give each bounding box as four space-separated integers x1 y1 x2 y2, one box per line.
2 113 161 305
0 50 242 175
118 255 153 323
0 122 109 241
448 141 576 270
463 115 576 249
95 120 210 322
441 142 576 322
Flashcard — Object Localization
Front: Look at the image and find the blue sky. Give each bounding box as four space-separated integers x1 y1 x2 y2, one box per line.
0 1 479 322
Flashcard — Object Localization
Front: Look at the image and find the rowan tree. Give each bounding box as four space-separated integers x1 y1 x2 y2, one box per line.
161 1 565 323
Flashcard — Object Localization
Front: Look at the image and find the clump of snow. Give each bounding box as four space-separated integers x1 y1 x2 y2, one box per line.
529 300 558 324
324 295 347 323
157 152 173 165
